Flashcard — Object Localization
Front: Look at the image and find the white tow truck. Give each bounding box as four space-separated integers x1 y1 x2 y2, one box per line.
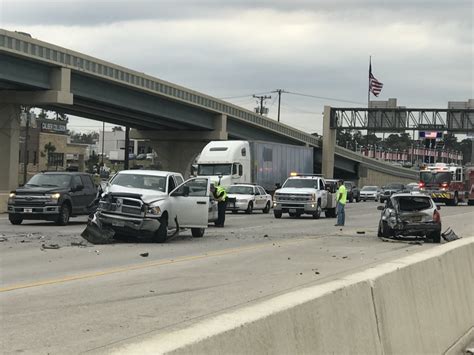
272 174 337 219
95 170 213 242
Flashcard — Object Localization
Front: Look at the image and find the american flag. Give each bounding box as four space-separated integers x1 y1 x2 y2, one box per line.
369 63 383 97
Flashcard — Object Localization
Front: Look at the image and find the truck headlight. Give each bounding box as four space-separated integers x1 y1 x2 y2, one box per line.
48 193 61 200
8 192 15 204
147 206 161 215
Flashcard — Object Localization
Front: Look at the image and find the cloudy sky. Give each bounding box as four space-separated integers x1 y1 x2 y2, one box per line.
1 0 472 134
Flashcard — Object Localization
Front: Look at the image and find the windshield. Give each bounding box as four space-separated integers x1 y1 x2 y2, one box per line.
420 172 451 184
394 196 432 211
283 179 318 189
227 186 254 194
110 174 167 192
26 174 71 188
198 164 232 175
361 186 377 191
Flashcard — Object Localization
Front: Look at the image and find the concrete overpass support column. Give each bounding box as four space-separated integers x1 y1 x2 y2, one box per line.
322 106 336 178
149 140 210 178
0 104 21 212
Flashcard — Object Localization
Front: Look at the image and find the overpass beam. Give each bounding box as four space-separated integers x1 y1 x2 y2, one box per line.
322 106 336 178
131 114 228 177
0 68 73 105
0 104 21 212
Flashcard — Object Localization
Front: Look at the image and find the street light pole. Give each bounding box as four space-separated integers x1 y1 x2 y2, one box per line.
23 107 30 184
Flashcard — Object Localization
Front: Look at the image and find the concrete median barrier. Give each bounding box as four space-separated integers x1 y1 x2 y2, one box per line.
111 238 474 354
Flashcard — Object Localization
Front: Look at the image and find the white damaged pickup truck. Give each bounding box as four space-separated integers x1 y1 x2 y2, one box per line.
93 170 212 242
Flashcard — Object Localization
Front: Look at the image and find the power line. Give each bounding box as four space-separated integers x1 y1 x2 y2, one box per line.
285 91 365 105
219 91 272 100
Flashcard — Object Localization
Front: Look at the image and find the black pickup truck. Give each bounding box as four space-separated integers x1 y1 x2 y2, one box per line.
7 172 97 225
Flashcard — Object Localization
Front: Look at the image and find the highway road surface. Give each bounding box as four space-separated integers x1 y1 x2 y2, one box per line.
1 202 473 354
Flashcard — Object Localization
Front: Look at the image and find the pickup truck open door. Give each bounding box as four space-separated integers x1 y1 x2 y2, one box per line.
169 177 210 228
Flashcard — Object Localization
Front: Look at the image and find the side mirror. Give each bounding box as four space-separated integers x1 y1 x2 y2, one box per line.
436 205 441 210
377 206 384 211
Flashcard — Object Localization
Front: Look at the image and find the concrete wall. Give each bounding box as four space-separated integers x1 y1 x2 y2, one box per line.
358 166 417 187
112 238 474 355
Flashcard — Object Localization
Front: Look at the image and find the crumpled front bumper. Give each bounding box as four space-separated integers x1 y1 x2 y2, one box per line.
97 212 162 237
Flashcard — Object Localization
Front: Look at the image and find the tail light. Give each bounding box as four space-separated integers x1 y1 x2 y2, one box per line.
419 181 425 189
433 210 441 223
440 182 448 188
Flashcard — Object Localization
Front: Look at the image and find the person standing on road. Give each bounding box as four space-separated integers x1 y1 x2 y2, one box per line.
214 182 228 227
335 179 347 226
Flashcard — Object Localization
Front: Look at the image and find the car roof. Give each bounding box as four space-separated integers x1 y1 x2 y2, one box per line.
288 176 321 180
391 192 431 198
42 171 88 175
115 170 180 177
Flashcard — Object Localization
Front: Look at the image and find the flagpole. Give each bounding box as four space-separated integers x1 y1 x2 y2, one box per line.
368 55 371 108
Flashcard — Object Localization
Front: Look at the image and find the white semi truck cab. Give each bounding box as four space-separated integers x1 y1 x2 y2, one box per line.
196 141 250 187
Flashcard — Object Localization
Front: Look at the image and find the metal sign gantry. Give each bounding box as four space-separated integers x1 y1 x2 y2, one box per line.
330 108 474 133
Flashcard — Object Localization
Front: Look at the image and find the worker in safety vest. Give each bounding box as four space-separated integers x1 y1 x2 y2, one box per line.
335 179 347 226
214 182 228 227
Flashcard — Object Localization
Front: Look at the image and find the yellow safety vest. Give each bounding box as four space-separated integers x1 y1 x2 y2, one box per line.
216 185 227 201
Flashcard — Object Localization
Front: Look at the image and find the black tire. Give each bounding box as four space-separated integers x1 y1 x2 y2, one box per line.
325 208 336 218
8 214 23 225
312 202 322 219
274 210 282 219
154 214 168 243
262 202 271 214
245 202 253 214
468 200 474 206
55 203 71 226
452 194 459 206
191 228 205 238
378 220 392 238
429 231 441 243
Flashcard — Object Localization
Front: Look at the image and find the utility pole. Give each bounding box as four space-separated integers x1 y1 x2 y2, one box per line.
101 121 105 166
253 94 271 115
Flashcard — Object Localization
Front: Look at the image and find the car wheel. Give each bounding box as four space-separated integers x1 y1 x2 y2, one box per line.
468 199 474 206
154 214 168 243
8 214 23 225
245 202 253 214
55 203 71 226
312 202 322 219
378 220 391 238
191 228 205 238
429 231 441 243
273 210 282 219
262 202 271 213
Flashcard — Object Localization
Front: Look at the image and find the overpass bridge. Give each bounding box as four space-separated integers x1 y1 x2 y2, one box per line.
0 28 418 201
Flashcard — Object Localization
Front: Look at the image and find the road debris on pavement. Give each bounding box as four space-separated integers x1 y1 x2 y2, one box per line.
441 227 461 242
41 243 60 250
140 252 149 257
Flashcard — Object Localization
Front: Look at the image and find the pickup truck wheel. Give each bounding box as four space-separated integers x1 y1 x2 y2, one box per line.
273 210 282 219
154 215 168 243
9 214 23 225
191 228 205 238
245 202 253 214
325 208 336 218
312 203 322 219
262 202 271 213
55 203 71 226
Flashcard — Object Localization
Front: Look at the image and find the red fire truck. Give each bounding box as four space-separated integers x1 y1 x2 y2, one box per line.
419 163 474 206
